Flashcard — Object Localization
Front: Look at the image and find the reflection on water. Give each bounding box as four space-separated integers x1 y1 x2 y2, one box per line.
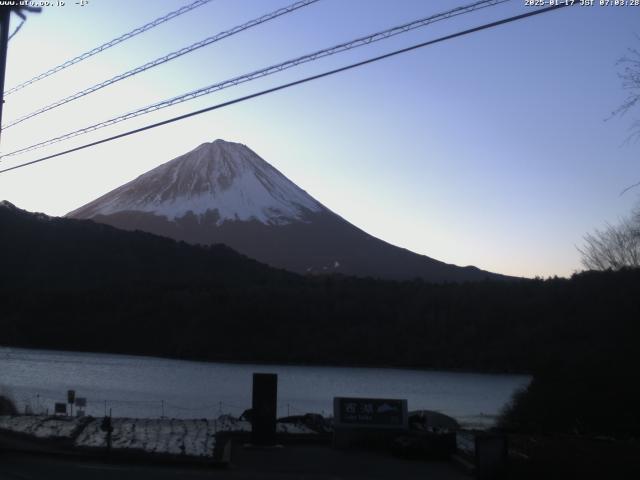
0 347 529 428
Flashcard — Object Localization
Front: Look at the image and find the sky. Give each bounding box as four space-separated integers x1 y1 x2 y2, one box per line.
0 0 638 278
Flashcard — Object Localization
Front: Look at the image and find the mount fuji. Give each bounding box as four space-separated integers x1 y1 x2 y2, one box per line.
68 139 505 282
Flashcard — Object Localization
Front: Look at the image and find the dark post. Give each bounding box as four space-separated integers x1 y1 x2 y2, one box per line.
100 409 113 451
0 7 10 143
251 373 277 446
475 433 508 480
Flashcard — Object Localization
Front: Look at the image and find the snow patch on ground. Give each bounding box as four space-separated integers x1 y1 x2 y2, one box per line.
276 422 316 434
1 414 316 458
455 430 475 455
0 415 80 438
74 418 218 457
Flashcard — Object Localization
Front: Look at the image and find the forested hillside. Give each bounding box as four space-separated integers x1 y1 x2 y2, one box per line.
2 202 639 377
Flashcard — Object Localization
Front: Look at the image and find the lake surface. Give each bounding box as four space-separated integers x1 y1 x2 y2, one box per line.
0 347 530 429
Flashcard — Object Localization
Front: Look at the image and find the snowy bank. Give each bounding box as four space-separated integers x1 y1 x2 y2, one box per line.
0 414 319 459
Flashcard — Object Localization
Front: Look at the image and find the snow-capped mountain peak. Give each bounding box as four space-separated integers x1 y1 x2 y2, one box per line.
68 139 323 225
68 139 508 282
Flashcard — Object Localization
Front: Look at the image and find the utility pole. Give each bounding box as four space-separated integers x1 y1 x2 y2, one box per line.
0 5 41 146
0 7 11 142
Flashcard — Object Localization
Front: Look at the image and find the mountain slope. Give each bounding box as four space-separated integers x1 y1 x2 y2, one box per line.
68 139 507 282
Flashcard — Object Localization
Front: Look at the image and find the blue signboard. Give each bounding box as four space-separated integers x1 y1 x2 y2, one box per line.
333 397 408 430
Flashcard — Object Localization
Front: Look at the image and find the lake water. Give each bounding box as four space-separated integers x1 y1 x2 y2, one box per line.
0 347 530 429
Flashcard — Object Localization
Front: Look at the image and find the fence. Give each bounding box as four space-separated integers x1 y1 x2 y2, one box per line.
16 392 324 419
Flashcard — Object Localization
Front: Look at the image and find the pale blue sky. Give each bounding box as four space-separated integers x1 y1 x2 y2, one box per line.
0 0 638 278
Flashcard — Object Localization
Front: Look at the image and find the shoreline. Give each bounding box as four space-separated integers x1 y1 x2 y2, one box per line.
0 344 533 377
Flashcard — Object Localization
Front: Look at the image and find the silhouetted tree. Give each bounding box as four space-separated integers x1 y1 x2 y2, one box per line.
579 205 640 270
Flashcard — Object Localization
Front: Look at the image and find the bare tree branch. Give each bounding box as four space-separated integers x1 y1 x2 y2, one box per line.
609 44 640 193
579 208 640 270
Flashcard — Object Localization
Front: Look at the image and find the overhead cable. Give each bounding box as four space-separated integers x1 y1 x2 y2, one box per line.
0 3 576 175
3 0 215 96
0 0 509 158
2 0 319 130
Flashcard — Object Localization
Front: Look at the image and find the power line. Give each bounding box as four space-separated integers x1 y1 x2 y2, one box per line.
0 0 509 159
3 0 215 97
2 0 319 130
0 3 575 175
